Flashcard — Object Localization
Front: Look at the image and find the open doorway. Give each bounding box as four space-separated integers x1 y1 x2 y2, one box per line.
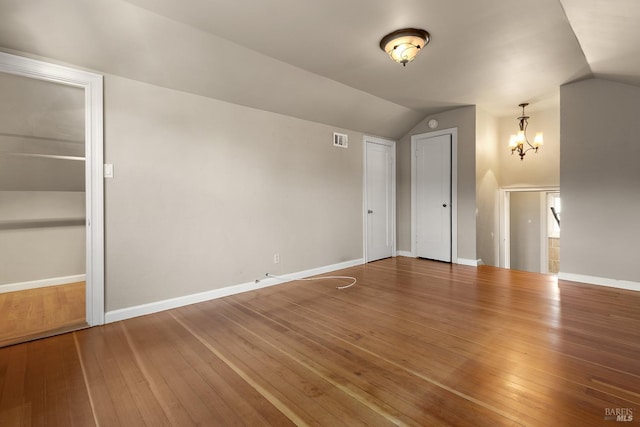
500 187 560 274
0 52 104 346
0 71 86 346
546 191 561 274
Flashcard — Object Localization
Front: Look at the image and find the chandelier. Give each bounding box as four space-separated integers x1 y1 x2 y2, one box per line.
379 28 430 66
508 103 543 160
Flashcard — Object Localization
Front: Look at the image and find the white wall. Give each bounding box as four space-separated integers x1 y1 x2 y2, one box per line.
0 71 85 191
397 106 477 261
475 108 500 266
509 191 542 273
498 104 560 188
0 191 85 287
104 75 365 311
560 78 640 284
490 103 560 271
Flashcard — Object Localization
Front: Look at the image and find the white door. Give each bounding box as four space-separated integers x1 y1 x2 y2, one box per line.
415 133 451 261
365 138 395 262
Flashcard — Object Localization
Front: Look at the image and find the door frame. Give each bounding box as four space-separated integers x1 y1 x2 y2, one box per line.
411 128 458 262
0 52 105 326
363 135 396 263
499 186 559 273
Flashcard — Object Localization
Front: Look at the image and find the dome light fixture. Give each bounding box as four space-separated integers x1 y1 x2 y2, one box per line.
508 103 543 160
379 28 430 66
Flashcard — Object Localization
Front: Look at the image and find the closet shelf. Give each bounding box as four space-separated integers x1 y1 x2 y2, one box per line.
0 218 85 230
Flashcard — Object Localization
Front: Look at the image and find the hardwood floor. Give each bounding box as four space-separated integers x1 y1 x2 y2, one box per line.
1 258 639 426
0 282 86 348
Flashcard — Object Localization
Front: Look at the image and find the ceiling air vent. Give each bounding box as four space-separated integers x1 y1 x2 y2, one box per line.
333 132 348 148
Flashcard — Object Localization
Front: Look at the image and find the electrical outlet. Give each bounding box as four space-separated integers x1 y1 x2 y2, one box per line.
273 253 280 264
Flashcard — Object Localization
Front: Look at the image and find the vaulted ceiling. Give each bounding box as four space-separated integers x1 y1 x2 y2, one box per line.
1 0 639 138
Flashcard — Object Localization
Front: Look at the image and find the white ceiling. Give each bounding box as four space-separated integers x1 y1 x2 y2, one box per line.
1 0 639 138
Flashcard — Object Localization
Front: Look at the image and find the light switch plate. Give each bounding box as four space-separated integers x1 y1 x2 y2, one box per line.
104 163 114 178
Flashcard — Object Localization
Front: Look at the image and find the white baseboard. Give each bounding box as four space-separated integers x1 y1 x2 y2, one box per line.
457 258 481 267
105 258 364 324
558 272 640 292
395 252 480 267
0 274 86 294
396 251 414 258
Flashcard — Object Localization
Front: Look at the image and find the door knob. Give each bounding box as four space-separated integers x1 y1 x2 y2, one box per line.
368 210 374 214
442 203 447 207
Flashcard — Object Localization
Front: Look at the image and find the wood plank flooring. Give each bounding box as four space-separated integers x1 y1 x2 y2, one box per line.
1 258 639 426
0 282 86 348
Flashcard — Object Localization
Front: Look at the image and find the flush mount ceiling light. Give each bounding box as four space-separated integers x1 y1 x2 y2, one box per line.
508 103 543 160
379 28 430 66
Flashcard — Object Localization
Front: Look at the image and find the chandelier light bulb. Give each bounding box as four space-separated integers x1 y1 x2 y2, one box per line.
509 135 518 148
534 132 544 147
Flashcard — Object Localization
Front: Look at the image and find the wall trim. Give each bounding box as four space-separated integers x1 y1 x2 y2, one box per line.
105 258 364 323
457 258 481 267
394 252 480 266
0 274 86 294
0 51 105 326
558 272 640 292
